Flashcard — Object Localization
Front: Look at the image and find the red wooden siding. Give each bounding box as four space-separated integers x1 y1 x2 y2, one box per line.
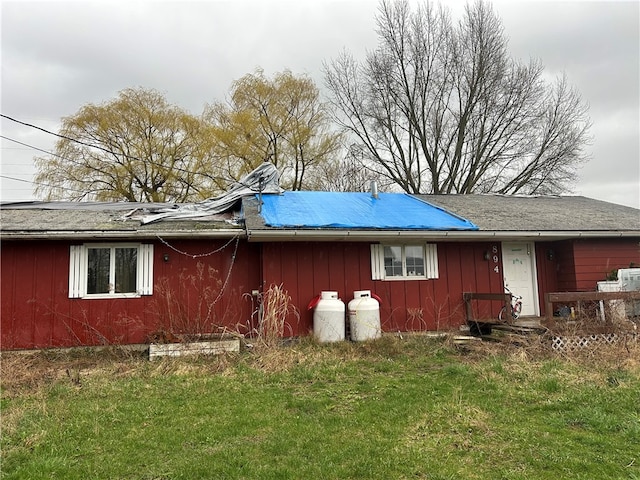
1 239 261 350
261 242 373 336
571 238 640 291
533 239 640 314
4 235 638 349
547 238 640 292
261 241 504 336
553 241 578 292
534 242 560 316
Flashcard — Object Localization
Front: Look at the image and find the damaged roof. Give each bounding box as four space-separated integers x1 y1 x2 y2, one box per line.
0 202 243 239
2 191 639 242
0 163 280 239
258 191 478 230
244 193 640 241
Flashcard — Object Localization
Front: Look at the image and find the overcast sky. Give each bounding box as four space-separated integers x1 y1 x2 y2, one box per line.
1 0 638 208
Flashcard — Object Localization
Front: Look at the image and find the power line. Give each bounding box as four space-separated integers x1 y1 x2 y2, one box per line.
1 113 268 194
1 113 170 166
0 134 95 196
0 173 86 193
0 134 93 169
1 135 62 159
0 174 33 184
0 136 125 197
0 113 219 175
0 113 219 180
1 114 80 147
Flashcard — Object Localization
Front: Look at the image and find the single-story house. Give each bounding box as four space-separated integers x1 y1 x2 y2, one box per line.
2 186 639 350
244 192 640 335
0 202 258 349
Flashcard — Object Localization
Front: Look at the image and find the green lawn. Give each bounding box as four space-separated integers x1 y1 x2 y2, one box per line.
2 335 639 479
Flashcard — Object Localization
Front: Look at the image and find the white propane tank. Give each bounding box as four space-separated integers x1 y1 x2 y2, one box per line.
348 290 381 341
312 291 346 343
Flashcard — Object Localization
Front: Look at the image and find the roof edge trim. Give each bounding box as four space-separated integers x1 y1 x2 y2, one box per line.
1 230 245 240
246 229 640 242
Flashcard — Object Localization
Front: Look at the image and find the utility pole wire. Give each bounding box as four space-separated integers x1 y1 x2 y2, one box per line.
0 173 87 193
2 113 269 200
0 113 234 185
2 113 175 168
1 134 73 162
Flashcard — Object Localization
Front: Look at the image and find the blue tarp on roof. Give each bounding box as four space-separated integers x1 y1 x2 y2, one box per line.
258 192 478 230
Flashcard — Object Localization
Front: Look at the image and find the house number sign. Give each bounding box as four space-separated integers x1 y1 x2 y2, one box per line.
492 245 499 273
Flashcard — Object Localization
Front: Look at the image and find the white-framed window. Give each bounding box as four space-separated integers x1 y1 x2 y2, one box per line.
370 244 438 280
69 243 154 299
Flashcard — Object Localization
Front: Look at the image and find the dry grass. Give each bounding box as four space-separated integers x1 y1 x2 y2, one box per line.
456 326 640 391
0 347 144 399
3 323 639 480
251 284 299 349
3 325 638 395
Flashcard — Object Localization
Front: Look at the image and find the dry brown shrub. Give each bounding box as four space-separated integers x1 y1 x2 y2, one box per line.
553 336 639 369
149 263 236 341
454 322 639 385
251 284 299 349
542 313 639 369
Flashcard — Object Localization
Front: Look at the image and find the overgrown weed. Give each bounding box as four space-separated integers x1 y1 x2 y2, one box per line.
0 347 145 398
249 284 300 350
2 330 637 392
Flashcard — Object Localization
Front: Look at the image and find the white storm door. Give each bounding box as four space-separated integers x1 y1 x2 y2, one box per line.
501 242 538 316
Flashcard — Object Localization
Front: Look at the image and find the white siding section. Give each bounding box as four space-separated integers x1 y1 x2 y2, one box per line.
137 244 154 295
370 244 385 280
425 243 439 279
68 245 84 298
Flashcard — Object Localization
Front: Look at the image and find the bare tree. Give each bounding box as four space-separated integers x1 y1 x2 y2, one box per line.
324 0 591 195
305 144 396 192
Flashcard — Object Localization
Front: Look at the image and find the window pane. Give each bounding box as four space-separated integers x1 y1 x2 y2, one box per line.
87 248 110 294
384 246 403 277
405 246 425 276
115 248 137 293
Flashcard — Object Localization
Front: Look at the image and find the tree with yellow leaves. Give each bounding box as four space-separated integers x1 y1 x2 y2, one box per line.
34 88 220 202
205 70 342 191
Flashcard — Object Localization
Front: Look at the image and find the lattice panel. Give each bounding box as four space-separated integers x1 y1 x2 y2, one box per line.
551 333 627 352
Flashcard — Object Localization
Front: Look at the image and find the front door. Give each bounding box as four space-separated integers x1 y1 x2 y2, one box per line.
501 242 538 316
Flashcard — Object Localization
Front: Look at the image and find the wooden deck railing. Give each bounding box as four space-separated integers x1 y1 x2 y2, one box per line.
545 291 640 321
463 292 512 324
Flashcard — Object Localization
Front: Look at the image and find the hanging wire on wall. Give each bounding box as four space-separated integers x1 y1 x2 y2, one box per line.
156 234 241 316
208 236 241 313
155 234 240 258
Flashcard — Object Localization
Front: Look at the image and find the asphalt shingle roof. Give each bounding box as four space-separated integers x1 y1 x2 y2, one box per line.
0 202 242 238
418 195 640 232
2 194 639 240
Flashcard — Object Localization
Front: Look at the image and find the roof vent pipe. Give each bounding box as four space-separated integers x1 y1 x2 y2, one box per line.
371 181 379 199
